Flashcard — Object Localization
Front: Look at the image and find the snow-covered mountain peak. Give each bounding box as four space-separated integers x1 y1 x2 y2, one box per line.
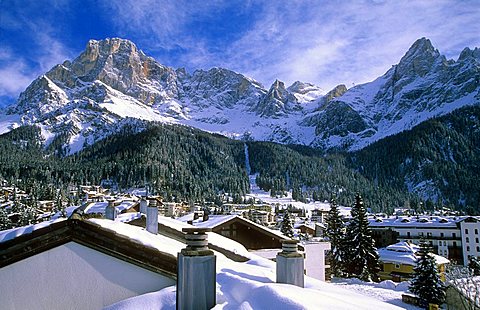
458 47 480 61
395 37 442 78
287 81 325 103
1 37 479 154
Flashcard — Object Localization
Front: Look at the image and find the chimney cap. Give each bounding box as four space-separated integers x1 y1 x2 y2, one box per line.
182 227 212 234
281 240 299 245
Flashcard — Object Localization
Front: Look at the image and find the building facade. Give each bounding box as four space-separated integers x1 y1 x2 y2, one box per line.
370 216 480 265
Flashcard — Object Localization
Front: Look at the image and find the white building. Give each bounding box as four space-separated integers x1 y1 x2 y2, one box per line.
370 215 480 265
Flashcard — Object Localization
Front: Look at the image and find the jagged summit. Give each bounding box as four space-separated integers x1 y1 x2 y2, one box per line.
395 37 443 78
458 47 480 61
1 37 479 154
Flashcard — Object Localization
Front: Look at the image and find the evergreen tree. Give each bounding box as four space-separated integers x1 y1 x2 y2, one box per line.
54 190 67 218
344 194 380 281
409 239 446 306
0 207 12 230
468 255 480 276
280 211 294 238
325 197 347 277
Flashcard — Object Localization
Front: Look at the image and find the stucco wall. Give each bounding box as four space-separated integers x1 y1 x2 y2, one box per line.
0 242 175 310
304 242 331 281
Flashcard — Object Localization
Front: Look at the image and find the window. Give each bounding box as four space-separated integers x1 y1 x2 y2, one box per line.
477 246 480 252
466 229 469 234
427 232 432 237
467 246 471 251
440 232 444 238
453 241 457 247
467 237 470 243
453 233 457 238
477 238 479 244
407 232 411 237
394 263 401 269
476 229 479 234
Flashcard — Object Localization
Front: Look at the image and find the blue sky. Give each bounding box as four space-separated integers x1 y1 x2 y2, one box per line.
1 0 479 107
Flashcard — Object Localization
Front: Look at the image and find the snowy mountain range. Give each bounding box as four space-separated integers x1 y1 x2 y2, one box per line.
1 37 479 153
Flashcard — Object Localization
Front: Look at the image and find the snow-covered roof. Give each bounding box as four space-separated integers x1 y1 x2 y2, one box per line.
191 215 289 240
0 218 67 243
1 217 412 309
83 200 137 214
106 255 405 310
378 241 450 265
369 215 469 228
88 218 184 257
156 216 251 257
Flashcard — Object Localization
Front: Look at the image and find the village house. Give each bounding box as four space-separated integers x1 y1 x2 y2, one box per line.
377 241 450 282
184 214 289 250
0 199 402 310
370 215 480 265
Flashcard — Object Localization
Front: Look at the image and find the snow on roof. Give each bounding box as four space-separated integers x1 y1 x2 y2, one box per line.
157 216 251 257
1 217 408 309
107 255 405 310
294 223 315 230
83 200 136 214
88 218 184 257
369 215 467 228
191 215 289 240
378 241 450 265
190 215 235 228
0 218 67 243
116 212 142 223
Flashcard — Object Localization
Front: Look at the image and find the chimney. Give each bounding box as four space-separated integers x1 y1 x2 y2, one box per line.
177 228 216 310
140 196 148 214
276 240 304 287
105 199 117 220
146 199 158 234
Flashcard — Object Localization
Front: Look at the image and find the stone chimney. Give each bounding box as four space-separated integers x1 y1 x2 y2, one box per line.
177 228 216 310
105 199 117 220
276 240 304 287
146 199 158 234
140 196 148 214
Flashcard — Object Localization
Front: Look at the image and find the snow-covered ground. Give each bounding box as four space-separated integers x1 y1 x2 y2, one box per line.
1 216 421 309
244 173 351 216
330 278 421 310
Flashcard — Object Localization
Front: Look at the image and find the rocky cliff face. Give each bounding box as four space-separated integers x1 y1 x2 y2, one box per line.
307 38 480 150
3 37 480 153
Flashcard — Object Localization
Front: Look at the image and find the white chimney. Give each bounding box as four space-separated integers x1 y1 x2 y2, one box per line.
105 199 117 220
146 199 158 234
177 228 216 310
140 196 148 214
276 240 304 287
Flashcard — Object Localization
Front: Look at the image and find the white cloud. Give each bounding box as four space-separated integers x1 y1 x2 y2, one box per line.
0 10 73 102
0 49 35 97
217 1 480 89
107 0 480 90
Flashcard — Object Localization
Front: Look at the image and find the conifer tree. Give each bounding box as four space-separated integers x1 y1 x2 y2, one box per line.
409 239 446 306
344 194 380 281
280 211 294 238
468 255 480 276
325 197 347 277
0 207 12 230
